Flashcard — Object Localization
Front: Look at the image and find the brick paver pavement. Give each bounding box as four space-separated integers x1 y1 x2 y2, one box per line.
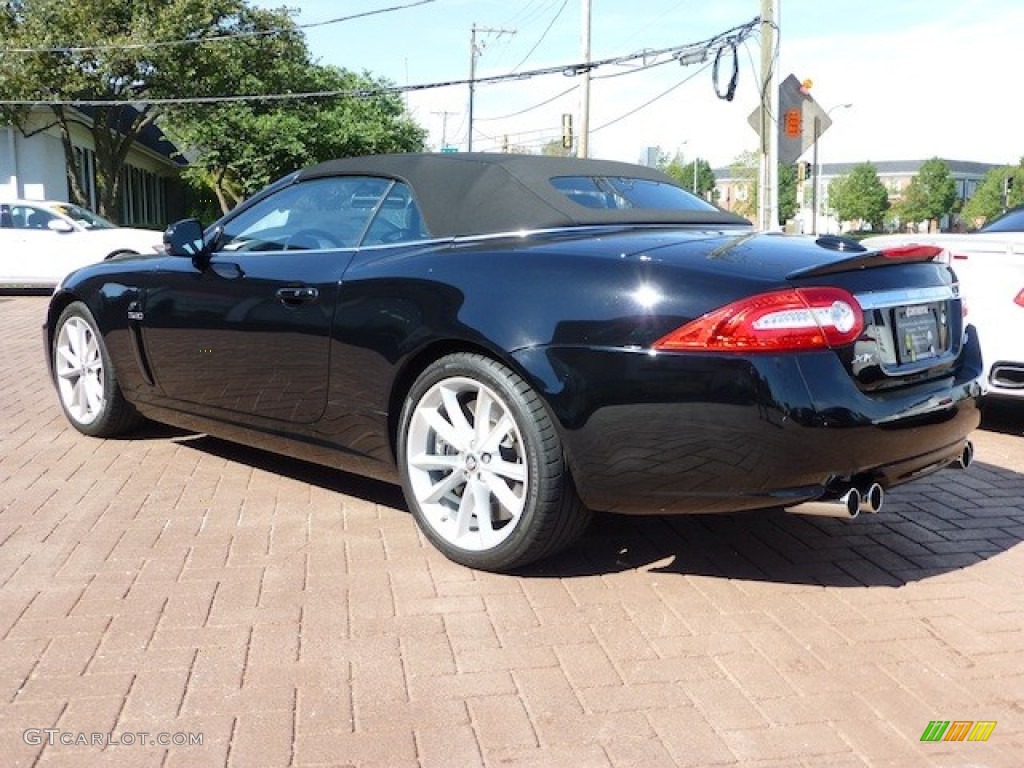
1 294 1022 767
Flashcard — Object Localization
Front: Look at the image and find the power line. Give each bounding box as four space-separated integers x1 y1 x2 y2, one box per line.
1 0 436 54
591 62 711 134
476 84 578 121
511 0 570 72
0 18 759 108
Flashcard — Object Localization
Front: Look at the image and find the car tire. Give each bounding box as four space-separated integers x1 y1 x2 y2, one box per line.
398 353 591 572
52 301 144 437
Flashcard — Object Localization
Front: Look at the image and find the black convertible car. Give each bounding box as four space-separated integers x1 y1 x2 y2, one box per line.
45 153 982 571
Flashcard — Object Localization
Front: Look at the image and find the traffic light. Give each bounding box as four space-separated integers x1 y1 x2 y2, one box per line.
561 113 573 150
797 161 810 181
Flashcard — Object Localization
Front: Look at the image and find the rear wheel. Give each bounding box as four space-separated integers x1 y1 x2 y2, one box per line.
398 353 591 571
52 301 143 437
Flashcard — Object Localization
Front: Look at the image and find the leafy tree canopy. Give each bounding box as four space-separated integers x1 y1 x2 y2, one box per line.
540 139 573 157
0 0 425 220
829 162 890 230
659 152 717 200
894 157 957 229
961 160 1024 227
778 163 797 225
728 149 759 221
718 151 795 225
163 65 425 214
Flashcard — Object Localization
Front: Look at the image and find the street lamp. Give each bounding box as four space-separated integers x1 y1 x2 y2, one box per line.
812 102 852 235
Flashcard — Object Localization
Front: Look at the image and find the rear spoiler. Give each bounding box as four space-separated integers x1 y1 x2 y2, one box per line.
788 237 946 279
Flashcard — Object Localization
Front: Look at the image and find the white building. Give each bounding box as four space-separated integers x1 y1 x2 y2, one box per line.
1 106 185 228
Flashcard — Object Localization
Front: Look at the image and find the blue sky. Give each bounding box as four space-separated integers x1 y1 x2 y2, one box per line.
256 0 1021 169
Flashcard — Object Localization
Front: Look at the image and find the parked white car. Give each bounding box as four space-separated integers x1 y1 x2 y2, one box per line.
0 199 163 288
863 207 1024 403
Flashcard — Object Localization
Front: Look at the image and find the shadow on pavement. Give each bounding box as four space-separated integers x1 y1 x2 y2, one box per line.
165 430 1022 589
174 433 408 510
526 460 1024 586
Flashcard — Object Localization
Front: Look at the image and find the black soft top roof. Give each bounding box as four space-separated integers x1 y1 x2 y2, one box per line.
297 153 749 238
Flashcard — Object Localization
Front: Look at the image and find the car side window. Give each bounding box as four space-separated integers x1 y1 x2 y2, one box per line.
361 183 430 246
10 204 60 230
216 176 393 252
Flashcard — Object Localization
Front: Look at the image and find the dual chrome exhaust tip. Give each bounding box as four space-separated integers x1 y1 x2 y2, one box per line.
786 439 974 520
786 481 885 520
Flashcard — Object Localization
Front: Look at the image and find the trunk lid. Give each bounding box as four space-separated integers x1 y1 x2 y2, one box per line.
633 231 967 392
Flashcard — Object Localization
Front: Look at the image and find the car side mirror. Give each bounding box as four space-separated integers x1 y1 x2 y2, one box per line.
47 219 75 233
163 218 209 260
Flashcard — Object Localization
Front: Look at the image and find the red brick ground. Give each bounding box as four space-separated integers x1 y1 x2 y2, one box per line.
2 294 1022 767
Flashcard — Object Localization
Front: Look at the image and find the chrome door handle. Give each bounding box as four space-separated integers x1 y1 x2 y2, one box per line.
275 286 319 304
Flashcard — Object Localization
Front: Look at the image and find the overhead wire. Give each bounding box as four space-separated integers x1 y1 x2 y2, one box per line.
0 17 760 108
476 84 578 121
1 0 436 54
590 61 711 134
511 0 569 72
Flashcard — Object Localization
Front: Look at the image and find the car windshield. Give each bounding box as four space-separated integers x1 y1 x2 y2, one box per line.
978 207 1024 233
550 175 718 212
49 202 117 230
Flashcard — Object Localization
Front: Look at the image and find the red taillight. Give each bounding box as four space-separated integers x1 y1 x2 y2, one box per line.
881 244 945 261
654 287 863 353
1015 289 1024 308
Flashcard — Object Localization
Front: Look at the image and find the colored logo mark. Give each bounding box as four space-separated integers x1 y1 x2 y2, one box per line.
920 720 996 742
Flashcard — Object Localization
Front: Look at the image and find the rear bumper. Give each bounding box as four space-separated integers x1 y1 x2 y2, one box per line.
984 360 1024 401
513 336 983 515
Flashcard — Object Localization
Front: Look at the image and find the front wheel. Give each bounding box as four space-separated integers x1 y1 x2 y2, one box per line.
52 301 143 437
397 353 591 572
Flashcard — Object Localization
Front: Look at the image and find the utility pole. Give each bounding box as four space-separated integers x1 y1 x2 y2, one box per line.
468 24 515 153
578 0 592 158
759 0 778 230
431 110 457 151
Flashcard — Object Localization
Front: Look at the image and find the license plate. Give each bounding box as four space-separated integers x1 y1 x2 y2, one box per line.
894 303 942 363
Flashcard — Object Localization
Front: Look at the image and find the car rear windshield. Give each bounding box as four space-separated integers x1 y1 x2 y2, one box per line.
979 207 1024 233
550 175 718 212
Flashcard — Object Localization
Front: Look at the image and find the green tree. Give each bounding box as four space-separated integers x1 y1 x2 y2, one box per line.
659 153 718 201
540 139 572 157
829 162 890 230
778 163 797 224
717 152 795 225
164 65 425 213
726 150 759 220
962 161 1024 226
895 157 957 231
0 1 309 222
0 1 424 221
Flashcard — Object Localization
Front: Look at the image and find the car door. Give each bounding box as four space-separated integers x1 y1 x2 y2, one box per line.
141 176 393 425
0 204 19 282
2 203 81 284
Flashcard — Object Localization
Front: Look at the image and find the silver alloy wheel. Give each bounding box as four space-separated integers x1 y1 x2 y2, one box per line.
55 315 105 426
405 376 529 552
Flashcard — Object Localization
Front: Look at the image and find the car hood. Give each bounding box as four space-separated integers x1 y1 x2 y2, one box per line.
84 227 164 252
